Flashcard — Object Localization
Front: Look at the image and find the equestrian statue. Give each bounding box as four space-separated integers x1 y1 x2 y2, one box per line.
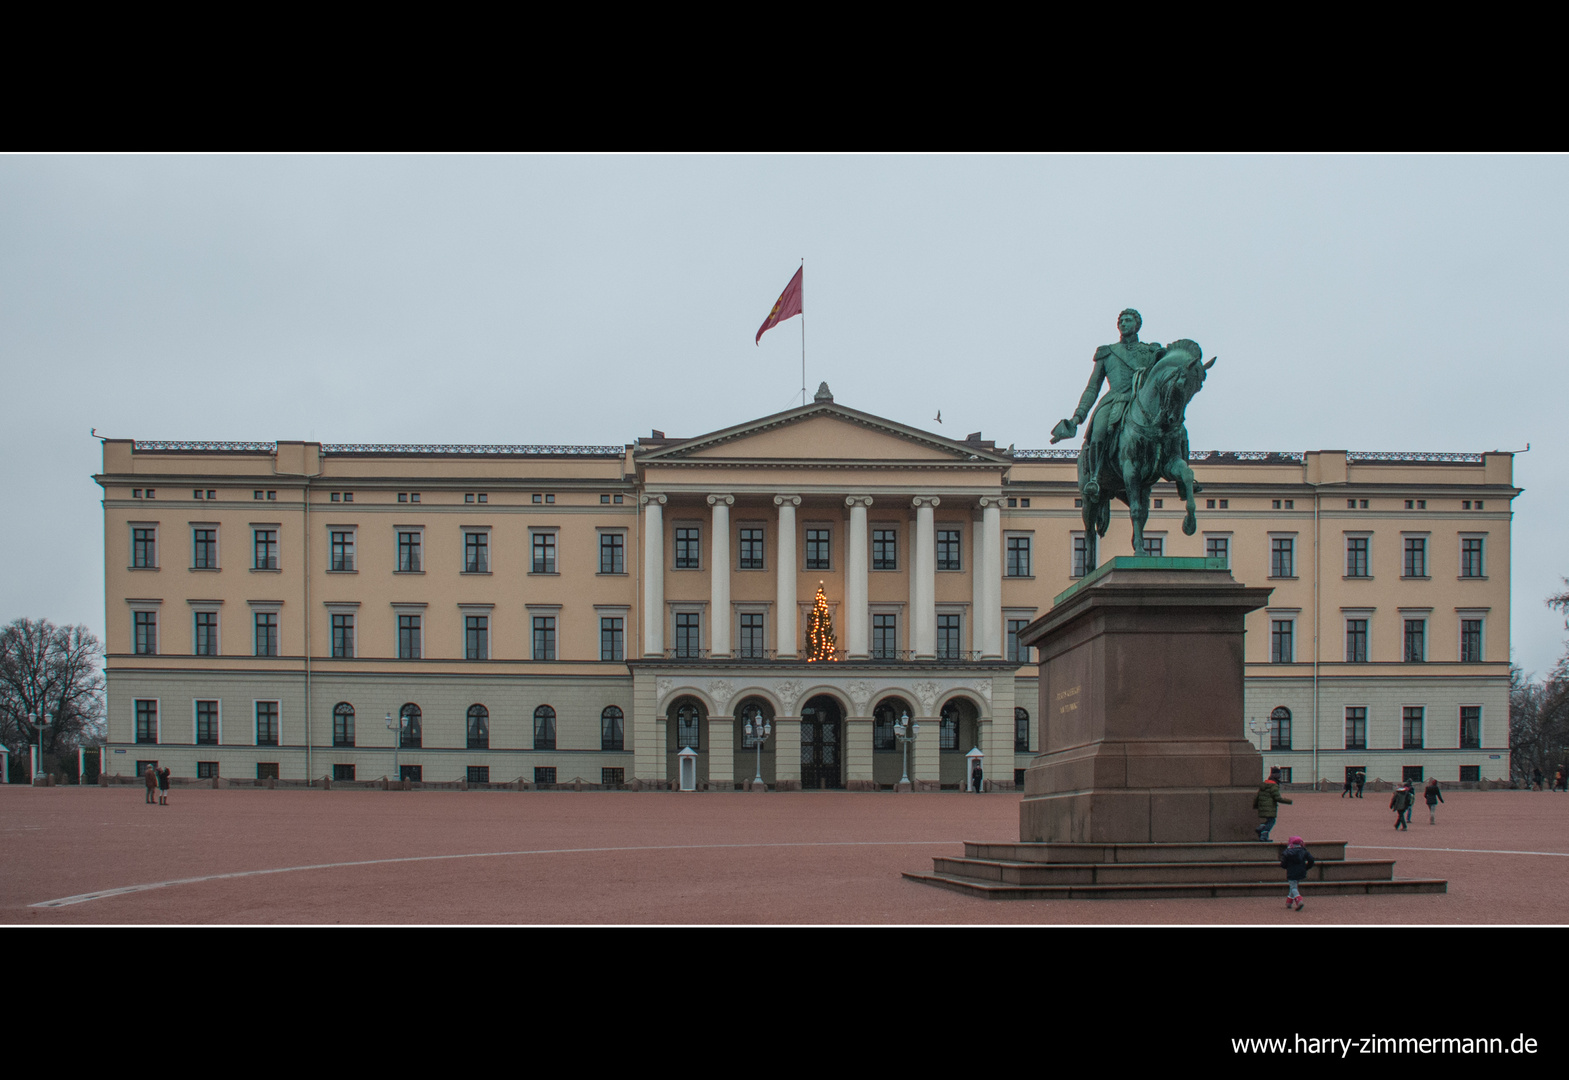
1050 308 1215 573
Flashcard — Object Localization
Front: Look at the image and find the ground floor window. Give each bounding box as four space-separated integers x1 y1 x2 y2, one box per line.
1274 766 1293 783
602 767 624 785
196 761 218 779
333 764 355 782
399 765 422 782
1459 765 1480 782
257 762 279 780
1402 765 1424 783
136 759 158 777
1014 768 1026 788
535 766 556 785
467 766 489 784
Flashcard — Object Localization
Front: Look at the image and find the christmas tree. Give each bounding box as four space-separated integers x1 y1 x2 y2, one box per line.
805 583 838 662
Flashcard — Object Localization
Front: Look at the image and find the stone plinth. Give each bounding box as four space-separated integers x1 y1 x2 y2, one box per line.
1017 557 1272 845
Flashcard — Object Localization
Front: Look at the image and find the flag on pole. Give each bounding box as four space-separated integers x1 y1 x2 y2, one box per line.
755 266 804 344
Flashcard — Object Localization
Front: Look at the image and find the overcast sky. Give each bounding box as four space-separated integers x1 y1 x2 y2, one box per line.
2 155 1563 676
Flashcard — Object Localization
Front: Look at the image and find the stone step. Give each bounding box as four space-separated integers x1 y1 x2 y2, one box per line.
933 856 1395 887
903 871 1448 901
964 840 1350 864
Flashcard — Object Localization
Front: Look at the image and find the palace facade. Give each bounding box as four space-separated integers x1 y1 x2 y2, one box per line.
96 387 1519 788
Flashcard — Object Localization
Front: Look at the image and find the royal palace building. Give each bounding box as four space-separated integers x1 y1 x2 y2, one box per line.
96 386 1519 788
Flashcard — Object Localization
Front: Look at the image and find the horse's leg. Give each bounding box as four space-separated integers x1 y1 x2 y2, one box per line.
1124 459 1148 554
1171 457 1199 536
1081 496 1099 573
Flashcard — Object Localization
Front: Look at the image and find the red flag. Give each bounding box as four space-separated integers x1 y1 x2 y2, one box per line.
755 266 803 344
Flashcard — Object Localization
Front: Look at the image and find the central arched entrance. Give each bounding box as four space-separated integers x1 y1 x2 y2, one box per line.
799 695 844 790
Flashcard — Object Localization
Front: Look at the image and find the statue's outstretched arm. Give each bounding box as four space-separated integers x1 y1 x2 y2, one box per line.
1051 356 1107 443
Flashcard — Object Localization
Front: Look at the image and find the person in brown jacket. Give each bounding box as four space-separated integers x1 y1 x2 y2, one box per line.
144 765 157 805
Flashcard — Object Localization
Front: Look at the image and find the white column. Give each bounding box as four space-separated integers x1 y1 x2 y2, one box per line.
845 496 873 659
774 495 801 658
912 496 939 659
641 494 666 656
978 496 1003 658
707 494 733 657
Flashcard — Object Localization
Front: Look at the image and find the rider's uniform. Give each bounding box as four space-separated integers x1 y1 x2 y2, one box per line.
1069 338 1162 497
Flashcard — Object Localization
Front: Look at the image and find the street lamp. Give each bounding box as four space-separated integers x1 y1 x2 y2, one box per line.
27 712 49 784
894 711 920 787
743 711 772 787
386 711 402 783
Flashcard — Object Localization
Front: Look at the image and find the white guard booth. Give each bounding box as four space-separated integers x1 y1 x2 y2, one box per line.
965 747 985 792
678 746 698 792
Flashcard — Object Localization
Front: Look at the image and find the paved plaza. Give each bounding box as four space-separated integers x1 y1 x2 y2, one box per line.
3 785 1567 925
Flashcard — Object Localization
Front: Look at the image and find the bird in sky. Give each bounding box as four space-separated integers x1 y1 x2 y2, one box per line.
934 410 942 424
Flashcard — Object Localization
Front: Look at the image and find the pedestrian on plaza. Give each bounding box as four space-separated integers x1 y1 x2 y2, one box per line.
157 766 170 806
970 759 983 794
1424 778 1444 824
144 764 157 805
1533 767 1544 791
1554 767 1566 793
1280 835 1315 911
1390 782 1413 830
1341 772 1354 798
1355 771 1366 798
1254 767 1291 842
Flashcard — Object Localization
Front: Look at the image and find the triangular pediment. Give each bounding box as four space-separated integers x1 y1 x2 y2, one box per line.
635 401 1010 466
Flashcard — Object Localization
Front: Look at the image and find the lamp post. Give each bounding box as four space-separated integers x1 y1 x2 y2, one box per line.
386 711 402 783
27 712 49 784
894 711 920 787
744 712 772 787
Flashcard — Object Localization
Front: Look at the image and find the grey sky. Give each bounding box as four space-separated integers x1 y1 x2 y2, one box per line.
2 155 1563 676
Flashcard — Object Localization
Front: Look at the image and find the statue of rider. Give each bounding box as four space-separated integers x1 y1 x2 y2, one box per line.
1050 308 1163 501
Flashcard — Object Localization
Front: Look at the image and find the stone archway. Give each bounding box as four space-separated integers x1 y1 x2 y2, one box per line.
939 696 982 788
799 694 844 790
665 696 707 784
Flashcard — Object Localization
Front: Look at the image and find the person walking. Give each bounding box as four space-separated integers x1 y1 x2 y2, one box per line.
1424 777 1444 823
1341 772 1354 798
157 766 170 806
144 764 157 805
1254 767 1291 842
1354 771 1365 798
1390 782 1413 830
1280 835 1315 911
1554 767 1566 794
970 758 984 794
1533 767 1544 791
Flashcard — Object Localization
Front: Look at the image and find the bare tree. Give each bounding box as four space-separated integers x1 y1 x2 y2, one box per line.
1550 578 1569 629
0 619 106 776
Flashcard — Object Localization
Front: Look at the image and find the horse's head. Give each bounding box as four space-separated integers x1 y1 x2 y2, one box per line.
1137 339 1213 428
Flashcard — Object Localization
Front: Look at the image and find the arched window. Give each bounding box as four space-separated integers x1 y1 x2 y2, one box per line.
467 704 489 750
399 704 422 749
939 697 978 752
534 705 556 751
737 699 772 749
873 697 913 751
675 701 702 751
1014 707 1030 752
601 706 624 751
1270 706 1292 751
333 702 355 748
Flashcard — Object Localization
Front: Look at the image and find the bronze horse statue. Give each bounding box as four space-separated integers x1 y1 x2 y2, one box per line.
1079 339 1214 572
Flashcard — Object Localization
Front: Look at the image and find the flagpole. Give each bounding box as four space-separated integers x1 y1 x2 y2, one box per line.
800 257 806 406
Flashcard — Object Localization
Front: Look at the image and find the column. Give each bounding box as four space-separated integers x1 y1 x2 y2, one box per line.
911 496 939 659
641 494 666 656
977 496 1003 658
707 494 733 657
845 496 873 659
775 495 801 658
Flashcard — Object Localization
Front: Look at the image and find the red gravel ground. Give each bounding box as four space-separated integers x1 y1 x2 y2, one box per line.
3 785 1567 925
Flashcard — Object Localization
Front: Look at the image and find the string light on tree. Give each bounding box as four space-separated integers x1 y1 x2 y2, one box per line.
805 582 838 663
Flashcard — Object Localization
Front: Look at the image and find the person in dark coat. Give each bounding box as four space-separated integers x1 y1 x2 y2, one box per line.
1341 773 1354 798
156 766 170 806
1280 835 1315 911
1390 783 1413 829
970 759 983 793
1533 767 1544 791
1354 771 1365 798
1424 778 1444 823
144 764 157 805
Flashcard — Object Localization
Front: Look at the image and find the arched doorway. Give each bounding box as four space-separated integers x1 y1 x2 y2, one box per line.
939 696 981 788
799 694 844 790
872 696 914 788
665 696 707 783
733 697 776 786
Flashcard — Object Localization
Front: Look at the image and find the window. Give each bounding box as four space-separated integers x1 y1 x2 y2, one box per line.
399 704 422 748
1459 765 1480 783
937 614 962 660
1275 767 1293 783
1346 536 1369 577
253 529 278 570
1403 619 1426 662
1006 535 1031 577
257 763 280 780
740 527 766 570
738 612 766 658
936 529 961 571
1345 707 1367 750
465 531 490 573
1007 618 1031 664
398 765 419 782
135 700 158 744
601 706 625 751
872 529 897 571
1461 537 1485 577
1345 619 1368 663
256 701 279 746
1141 535 1163 557
674 612 701 658
1270 620 1294 663
938 709 959 751
333 702 354 747
1402 706 1424 749
331 614 355 658
1460 618 1483 662
674 527 701 569
194 611 219 656
132 527 157 568
467 616 490 660
531 531 556 574
468 766 490 784
599 531 625 574
601 617 624 661
602 767 625 785
1269 706 1291 751
872 699 905 750
254 612 278 657
196 700 219 745
396 531 422 572
1270 537 1295 578
674 702 701 751
873 614 898 660
739 701 771 749
134 611 157 655
806 528 831 570
192 528 218 569
1205 535 1229 566
1072 534 1088 578
1403 537 1427 578
531 616 555 661
1460 706 1481 749
1015 707 1030 752
463 493 486 504
197 762 218 779
329 531 355 572
467 704 489 749
534 705 556 750
398 615 422 660
535 767 556 785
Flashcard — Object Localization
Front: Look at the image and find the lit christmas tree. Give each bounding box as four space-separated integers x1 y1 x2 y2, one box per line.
805 582 838 662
